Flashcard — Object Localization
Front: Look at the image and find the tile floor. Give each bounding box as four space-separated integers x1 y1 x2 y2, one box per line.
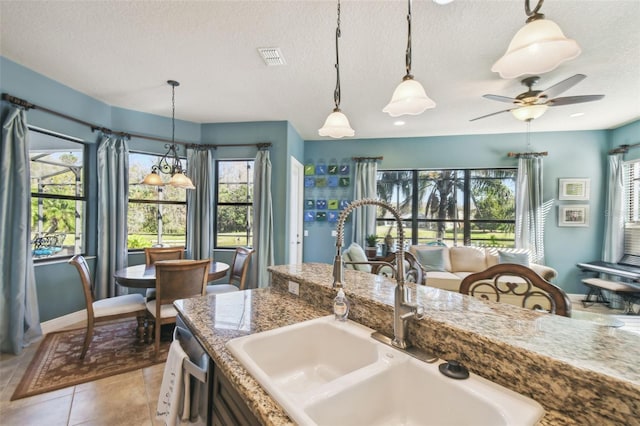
0 299 638 426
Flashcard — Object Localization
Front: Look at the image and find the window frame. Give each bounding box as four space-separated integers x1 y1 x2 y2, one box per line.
29 127 87 262
376 167 517 247
214 159 254 249
127 150 188 251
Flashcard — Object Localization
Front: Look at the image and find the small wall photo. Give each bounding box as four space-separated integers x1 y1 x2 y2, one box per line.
558 205 590 227
558 178 590 201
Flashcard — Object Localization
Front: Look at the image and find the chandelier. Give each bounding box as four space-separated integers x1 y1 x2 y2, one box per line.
141 80 195 189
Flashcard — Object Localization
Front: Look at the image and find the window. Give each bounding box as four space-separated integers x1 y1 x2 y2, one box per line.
29 129 85 260
128 152 187 249
215 160 254 248
376 169 517 248
623 160 640 260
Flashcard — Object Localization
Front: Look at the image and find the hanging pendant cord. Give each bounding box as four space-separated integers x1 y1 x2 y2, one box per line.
333 0 342 110
525 0 545 22
405 0 413 78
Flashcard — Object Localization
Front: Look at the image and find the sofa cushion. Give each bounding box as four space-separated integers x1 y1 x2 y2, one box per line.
346 242 371 273
486 247 532 266
409 245 451 271
449 246 486 273
415 248 447 272
425 271 461 292
498 250 530 267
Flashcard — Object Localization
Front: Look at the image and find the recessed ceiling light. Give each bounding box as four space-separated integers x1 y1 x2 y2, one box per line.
570 112 585 118
257 47 286 66
394 120 406 126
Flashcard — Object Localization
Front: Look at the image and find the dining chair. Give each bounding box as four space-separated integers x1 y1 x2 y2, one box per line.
146 259 210 356
143 247 185 300
144 247 184 265
459 263 572 317
68 255 147 359
206 247 255 294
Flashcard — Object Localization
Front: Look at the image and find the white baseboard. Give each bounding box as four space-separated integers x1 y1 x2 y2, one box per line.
41 310 86 334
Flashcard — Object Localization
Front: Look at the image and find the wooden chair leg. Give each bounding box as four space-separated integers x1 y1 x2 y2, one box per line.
136 315 146 343
154 318 161 359
80 321 94 359
147 319 155 345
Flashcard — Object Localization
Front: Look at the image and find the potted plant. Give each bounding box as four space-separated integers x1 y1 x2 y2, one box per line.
365 234 378 258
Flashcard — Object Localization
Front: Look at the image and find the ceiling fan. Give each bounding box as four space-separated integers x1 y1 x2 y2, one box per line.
470 74 604 122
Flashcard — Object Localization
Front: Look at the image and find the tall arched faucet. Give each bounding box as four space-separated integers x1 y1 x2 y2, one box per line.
332 198 422 349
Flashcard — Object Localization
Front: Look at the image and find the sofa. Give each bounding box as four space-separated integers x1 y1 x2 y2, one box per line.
408 245 557 292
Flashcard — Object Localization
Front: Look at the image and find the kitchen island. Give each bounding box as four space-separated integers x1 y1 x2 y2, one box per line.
174 263 640 426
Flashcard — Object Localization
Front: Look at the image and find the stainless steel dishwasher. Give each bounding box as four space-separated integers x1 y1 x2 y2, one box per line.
174 315 211 426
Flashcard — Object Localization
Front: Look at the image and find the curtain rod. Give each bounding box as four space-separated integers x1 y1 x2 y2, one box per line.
507 151 548 158
352 156 383 161
609 142 640 155
2 93 271 150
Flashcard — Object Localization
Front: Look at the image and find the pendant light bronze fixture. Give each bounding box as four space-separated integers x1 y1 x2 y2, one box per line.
141 80 195 189
383 0 435 117
319 0 355 138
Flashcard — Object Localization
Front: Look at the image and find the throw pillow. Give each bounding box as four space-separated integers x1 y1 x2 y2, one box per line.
347 242 372 273
415 248 446 272
498 250 530 267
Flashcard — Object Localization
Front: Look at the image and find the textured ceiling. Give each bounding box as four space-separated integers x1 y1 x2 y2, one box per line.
1 0 639 140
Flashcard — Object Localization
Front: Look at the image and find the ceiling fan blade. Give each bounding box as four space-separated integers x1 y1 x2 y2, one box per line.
548 95 605 106
483 94 518 103
470 109 513 122
539 74 586 99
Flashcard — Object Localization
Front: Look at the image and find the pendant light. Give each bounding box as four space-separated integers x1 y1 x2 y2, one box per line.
318 0 355 138
141 80 195 189
383 0 435 117
492 0 581 79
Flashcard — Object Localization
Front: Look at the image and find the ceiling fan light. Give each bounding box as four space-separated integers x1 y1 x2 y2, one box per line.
511 104 548 121
141 170 164 186
492 19 581 79
383 78 436 117
169 172 195 189
318 110 355 138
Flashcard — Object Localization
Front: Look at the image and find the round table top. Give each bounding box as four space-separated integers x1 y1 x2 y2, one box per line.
114 260 230 289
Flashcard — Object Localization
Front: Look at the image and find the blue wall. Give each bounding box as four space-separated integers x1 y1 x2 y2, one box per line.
304 129 618 294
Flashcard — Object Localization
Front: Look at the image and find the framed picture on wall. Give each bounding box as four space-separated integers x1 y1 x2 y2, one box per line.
559 178 590 201
559 205 590 227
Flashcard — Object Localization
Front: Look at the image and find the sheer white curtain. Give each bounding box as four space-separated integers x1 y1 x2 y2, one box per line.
515 156 546 264
252 149 273 288
95 134 129 298
0 106 42 354
352 160 378 246
186 148 215 260
603 153 625 262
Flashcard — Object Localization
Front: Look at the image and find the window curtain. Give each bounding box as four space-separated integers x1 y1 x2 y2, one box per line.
186 148 215 260
603 153 625 262
515 156 545 264
352 160 378 246
0 106 42 354
95 134 129 299
252 149 273 288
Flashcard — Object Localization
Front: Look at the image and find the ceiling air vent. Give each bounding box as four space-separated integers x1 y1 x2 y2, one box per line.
258 47 286 66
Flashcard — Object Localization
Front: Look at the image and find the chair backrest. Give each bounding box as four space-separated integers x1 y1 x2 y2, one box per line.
371 252 426 285
229 247 255 290
459 263 571 317
144 247 184 265
154 259 210 307
68 254 96 320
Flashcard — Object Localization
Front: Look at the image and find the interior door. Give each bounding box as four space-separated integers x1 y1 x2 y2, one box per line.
289 157 304 264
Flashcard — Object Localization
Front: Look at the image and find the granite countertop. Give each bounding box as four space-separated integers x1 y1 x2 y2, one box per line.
175 263 640 426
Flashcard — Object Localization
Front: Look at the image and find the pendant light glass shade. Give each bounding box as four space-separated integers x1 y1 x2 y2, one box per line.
383 77 436 117
169 171 196 189
141 170 164 186
318 109 355 138
510 104 548 121
492 18 581 79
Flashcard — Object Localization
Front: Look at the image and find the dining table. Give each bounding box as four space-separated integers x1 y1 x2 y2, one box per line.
114 260 230 289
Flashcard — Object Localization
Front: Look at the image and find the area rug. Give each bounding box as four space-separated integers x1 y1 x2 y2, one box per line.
11 318 170 400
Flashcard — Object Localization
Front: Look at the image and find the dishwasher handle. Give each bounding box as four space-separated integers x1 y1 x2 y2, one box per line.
173 326 208 384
